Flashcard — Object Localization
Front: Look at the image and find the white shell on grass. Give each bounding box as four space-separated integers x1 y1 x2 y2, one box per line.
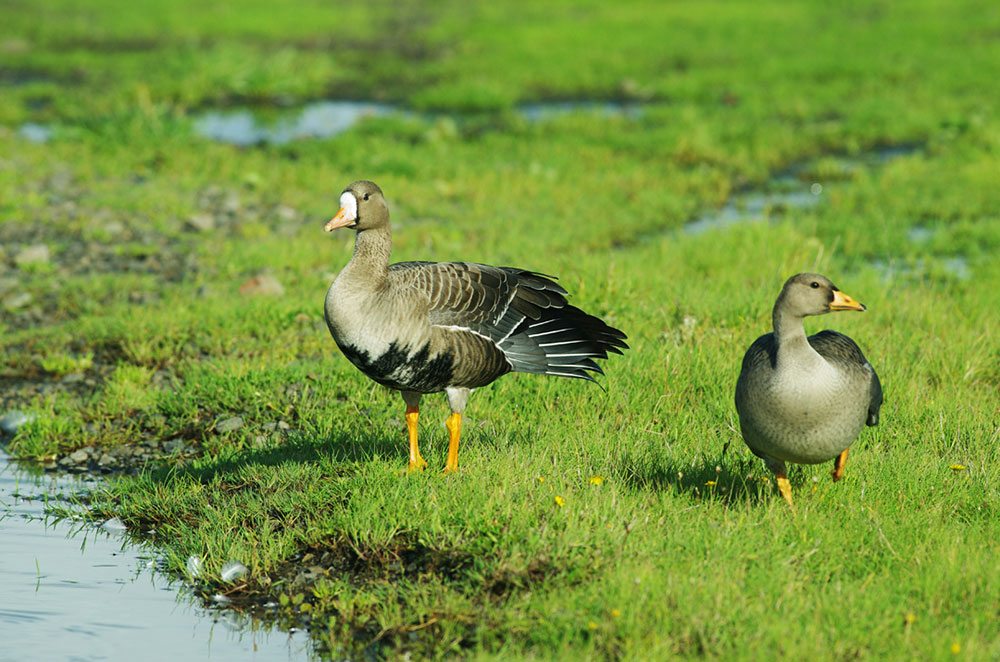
220 560 248 583
186 555 202 579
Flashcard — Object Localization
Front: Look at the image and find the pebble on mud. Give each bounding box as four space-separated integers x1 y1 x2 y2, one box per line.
0 410 36 436
215 416 244 433
2 292 33 311
185 213 216 232
239 274 285 296
14 244 51 267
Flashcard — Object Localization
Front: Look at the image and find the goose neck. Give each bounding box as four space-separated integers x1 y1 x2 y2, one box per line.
772 303 810 356
346 225 392 281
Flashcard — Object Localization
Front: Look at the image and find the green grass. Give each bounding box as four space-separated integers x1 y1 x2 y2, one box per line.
1 0 998 658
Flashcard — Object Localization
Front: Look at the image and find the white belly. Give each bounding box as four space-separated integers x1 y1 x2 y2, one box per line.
743 359 867 464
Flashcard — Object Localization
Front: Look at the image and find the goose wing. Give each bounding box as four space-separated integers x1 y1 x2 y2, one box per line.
810 330 883 426
389 261 627 381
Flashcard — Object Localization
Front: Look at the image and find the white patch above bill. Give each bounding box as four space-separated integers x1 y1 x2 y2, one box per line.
339 191 358 223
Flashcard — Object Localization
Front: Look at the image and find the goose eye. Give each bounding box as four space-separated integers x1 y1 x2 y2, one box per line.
363 193 370 201
810 282 820 289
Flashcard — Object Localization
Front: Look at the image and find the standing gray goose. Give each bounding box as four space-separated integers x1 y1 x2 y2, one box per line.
323 180 628 473
735 273 882 507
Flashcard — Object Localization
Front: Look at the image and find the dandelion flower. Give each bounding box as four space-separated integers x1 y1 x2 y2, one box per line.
587 621 598 631
537 476 545 483
589 475 604 486
904 612 916 626
705 480 717 487
949 464 967 471
951 642 961 655
554 495 566 507
610 609 621 619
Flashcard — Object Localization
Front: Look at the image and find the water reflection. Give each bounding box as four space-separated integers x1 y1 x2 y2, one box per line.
868 256 971 281
18 123 52 143
683 175 823 236
192 99 642 145
683 145 923 236
0 451 311 660
194 101 393 146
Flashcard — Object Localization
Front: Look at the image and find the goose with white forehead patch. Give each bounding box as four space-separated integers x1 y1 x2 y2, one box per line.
735 273 883 508
324 180 628 473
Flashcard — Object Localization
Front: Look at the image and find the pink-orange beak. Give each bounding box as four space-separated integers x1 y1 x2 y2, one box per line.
324 207 356 232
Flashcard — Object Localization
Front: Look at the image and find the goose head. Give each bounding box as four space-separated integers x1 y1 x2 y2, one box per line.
776 273 866 318
325 180 389 232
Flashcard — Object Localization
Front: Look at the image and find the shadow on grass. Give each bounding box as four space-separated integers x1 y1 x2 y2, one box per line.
146 425 407 484
617 443 789 507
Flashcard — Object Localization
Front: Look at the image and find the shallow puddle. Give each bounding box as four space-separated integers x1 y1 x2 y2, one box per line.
683 177 823 236
193 101 394 146
191 99 641 145
18 122 52 143
0 450 311 660
683 145 922 236
869 255 971 282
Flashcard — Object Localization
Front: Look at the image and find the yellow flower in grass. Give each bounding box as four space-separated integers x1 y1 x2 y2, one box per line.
949 464 967 471
951 642 961 655
587 621 598 631
554 495 566 507
537 476 545 483
705 480 717 487
610 608 621 619
589 475 604 486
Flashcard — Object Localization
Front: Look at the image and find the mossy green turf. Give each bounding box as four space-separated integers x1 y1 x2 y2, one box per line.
2 0 998 658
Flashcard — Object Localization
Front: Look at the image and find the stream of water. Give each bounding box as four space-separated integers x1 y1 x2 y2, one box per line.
0 450 311 660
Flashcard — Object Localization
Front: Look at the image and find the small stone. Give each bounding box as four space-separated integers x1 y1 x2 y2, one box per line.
162 438 186 453
277 421 290 431
275 204 297 222
98 453 119 468
3 292 33 311
215 416 244 433
185 213 216 232
0 410 35 435
69 449 89 463
103 221 126 236
261 421 278 432
239 274 284 296
222 193 241 215
14 244 50 267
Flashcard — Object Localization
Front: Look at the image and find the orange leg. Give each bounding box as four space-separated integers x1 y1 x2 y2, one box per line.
775 472 795 509
444 412 461 473
405 405 427 472
831 449 849 482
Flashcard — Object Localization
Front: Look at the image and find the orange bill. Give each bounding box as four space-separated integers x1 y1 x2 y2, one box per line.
324 207 356 232
830 289 866 311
